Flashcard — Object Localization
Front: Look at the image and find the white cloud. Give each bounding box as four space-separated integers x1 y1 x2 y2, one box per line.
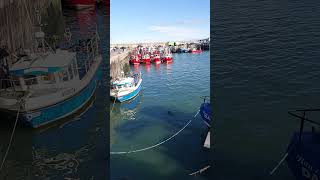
148 25 208 41
176 18 208 25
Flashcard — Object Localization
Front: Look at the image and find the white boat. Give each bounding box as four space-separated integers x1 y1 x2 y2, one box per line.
110 72 142 102
0 27 102 128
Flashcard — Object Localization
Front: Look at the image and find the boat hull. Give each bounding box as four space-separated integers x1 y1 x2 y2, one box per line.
163 59 173 63
1 58 102 128
200 102 211 126
154 59 161 64
192 50 202 54
142 58 151 64
286 132 320 180
130 60 140 65
62 0 95 9
111 80 142 102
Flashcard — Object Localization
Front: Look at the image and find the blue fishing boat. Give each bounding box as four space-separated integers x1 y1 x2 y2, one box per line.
110 72 142 102
200 96 211 127
0 26 102 128
199 96 211 149
285 109 320 180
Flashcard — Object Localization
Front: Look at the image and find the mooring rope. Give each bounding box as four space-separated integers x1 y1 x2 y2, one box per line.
189 165 211 176
269 142 296 176
110 110 200 155
0 98 23 171
269 151 289 175
110 91 118 114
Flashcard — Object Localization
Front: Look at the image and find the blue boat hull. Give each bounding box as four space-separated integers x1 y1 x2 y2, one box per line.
200 102 211 125
114 83 141 103
286 132 320 180
19 67 101 128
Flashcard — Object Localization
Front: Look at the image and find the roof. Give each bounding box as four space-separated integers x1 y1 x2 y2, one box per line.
10 49 76 76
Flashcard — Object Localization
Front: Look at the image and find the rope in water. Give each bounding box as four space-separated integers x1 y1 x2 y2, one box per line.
110 110 200 155
189 165 211 176
0 98 23 171
269 152 289 175
110 92 118 114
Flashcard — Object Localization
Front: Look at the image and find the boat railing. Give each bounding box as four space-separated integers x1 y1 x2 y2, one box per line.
200 96 210 103
288 109 320 143
0 78 21 93
75 34 100 80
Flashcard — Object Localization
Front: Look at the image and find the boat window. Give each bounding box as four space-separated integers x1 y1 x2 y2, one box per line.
41 73 55 83
24 75 38 86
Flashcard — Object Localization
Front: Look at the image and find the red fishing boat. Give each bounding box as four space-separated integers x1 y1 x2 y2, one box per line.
142 54 151 64
191 47 202 54
153 53 161 64
163 53 173 63
62 0 95 10
129 55 140 65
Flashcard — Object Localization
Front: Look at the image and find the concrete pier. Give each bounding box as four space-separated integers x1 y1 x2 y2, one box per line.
110 50 130 80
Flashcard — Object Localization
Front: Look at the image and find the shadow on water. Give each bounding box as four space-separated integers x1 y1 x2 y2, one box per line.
111 104 211 180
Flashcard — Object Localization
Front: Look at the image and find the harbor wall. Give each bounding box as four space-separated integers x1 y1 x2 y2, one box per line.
110 51 130 80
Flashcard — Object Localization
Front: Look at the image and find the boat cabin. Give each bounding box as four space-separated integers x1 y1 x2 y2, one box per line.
1 49 79 93
112 77 135 91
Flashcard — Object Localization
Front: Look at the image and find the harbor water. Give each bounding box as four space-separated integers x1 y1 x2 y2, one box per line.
110 52 211 179
0 6 108 180
213 0 320 179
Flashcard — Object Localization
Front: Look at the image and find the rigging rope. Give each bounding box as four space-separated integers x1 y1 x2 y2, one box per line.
110 110 200 155
0 98 23 171
189 165 211 176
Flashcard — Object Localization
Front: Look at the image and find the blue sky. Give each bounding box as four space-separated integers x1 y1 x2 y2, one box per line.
110 0 210 44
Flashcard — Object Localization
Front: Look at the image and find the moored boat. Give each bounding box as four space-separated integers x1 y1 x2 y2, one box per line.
153 53 161 64
191 47 202 54
284 109 320 180
199 96 211 149
129 55 140 65
200 96 211 127
142 54 151 64
0 29 102 128
110 72 142 102
163 53 173 63
62 0 96 10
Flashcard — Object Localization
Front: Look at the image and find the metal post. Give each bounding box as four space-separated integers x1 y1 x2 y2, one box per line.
299 111 306 144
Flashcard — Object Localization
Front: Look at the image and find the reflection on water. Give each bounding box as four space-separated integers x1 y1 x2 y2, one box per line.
110 93 143 146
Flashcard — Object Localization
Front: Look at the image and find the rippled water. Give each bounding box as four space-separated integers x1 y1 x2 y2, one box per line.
213 0 320 179
110 52 210 179
0 6 108 180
